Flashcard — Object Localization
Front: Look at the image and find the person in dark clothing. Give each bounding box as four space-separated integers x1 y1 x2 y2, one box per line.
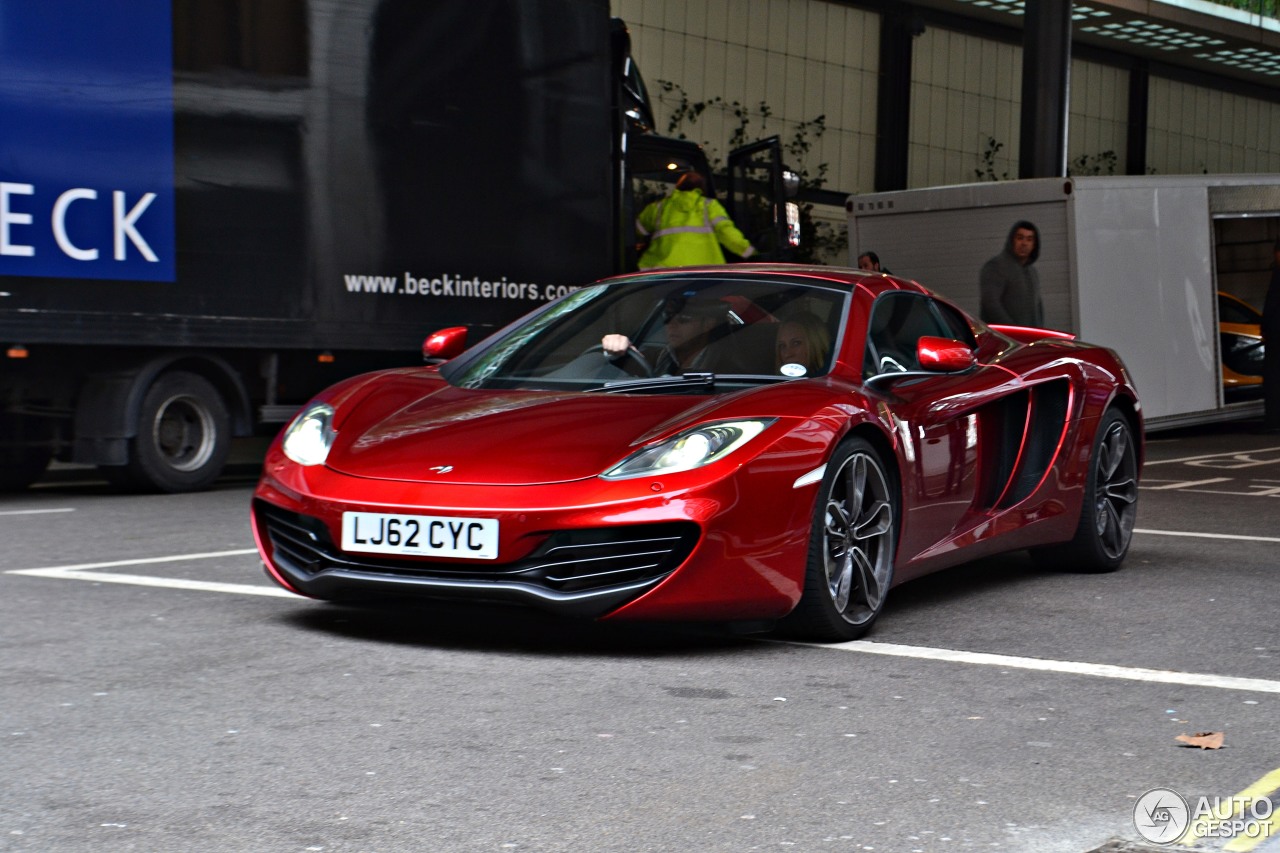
979 220 1044 328
1263 239 1280 432
601 294 727 375
857 250 890 273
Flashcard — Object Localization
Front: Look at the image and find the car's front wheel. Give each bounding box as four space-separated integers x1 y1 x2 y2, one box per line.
784 436 899 642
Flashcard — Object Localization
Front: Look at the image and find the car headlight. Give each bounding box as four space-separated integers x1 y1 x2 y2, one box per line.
602 419 775 480
281 402 336 466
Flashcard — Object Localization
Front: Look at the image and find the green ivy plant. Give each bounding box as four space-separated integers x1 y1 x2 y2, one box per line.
975 135 1010 181
1068 150 1119 176
1215 0 1277 15
978 138 1123 179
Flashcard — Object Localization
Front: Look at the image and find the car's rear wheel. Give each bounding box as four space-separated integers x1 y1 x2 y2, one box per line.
784 436 899 642
1034 407 1138 572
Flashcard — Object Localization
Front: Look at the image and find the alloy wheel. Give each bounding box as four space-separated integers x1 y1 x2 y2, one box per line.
823 451 895 626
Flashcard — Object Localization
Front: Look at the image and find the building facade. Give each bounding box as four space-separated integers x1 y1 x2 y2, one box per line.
612 0 1280 195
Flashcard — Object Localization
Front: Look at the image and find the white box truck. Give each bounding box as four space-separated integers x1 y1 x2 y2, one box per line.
846 175 1279 430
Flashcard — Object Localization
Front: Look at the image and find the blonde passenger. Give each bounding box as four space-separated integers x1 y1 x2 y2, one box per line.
775 313 831 375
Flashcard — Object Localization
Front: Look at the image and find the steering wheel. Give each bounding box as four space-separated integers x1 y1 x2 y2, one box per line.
584 344 653 377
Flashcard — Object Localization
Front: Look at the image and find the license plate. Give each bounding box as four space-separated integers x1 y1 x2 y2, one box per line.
341 511 498 560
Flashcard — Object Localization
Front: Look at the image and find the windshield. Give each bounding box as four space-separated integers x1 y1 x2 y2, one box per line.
441 274 849 393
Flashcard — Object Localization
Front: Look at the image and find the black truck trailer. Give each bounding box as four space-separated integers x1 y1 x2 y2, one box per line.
0 0 793 491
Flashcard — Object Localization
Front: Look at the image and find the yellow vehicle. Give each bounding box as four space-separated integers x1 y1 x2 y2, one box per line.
1218 291 1265 395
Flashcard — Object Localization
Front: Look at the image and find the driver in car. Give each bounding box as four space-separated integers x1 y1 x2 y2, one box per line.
601 295 726 375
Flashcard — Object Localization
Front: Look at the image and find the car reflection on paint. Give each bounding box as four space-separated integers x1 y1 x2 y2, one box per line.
251 264 1143 642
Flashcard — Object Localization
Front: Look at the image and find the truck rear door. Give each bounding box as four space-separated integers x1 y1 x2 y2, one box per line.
621 135 714 272
727 136 798 262
622 134 796 271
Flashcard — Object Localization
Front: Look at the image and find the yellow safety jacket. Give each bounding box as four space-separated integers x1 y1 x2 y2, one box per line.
636 188 756 270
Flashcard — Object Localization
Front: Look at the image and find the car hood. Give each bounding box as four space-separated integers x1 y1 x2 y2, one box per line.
324 377 761 486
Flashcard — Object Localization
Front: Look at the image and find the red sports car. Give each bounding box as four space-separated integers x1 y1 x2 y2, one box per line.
251 265 1142 641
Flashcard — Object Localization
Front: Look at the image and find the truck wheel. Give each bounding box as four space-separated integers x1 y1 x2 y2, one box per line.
117 371 231 493
0 415 53 491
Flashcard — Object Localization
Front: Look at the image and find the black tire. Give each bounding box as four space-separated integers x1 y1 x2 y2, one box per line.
107 371 231 493
0 414 53 491
1032 407 1138 572
783 436 900 642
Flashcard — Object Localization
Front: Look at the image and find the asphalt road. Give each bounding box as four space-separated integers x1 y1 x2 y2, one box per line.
2 425 1278 853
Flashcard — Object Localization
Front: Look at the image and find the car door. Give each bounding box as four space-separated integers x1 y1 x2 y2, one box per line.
862 292 1019 564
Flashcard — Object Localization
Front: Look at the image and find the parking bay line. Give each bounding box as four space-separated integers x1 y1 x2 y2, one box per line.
9 567 297 597
0 507 76 516
808 641 1280 695
800 528 1280 694
24 561 1280 696
9 540 1280 694
1135 528 1280 544
9 548 259 572
1144 446 1280 466
4 548 295 598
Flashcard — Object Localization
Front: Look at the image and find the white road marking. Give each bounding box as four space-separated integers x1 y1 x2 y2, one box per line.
0 507 76 516
7 536 1279 695
1135 528 1280 544
1144 447 1280 466
1141 477 1233 490
9 566 296 598
9 548 258 572
4 548 293 598
810 641 1280 694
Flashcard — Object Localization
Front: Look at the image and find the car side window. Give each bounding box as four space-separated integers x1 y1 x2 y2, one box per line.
864 293 953 376
931 300 977 347
1218 294 1260 325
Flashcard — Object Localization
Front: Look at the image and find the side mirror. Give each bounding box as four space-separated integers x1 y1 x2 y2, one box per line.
917 336 976 372
863 336 978 392
423 326 468 363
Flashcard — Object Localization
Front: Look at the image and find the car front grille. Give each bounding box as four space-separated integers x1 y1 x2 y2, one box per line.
255 500 699 598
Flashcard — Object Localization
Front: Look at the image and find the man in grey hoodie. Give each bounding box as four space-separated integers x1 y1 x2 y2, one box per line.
979 220 1044 327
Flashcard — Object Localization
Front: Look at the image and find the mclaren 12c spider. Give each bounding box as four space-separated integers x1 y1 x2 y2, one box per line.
251 265 1143 641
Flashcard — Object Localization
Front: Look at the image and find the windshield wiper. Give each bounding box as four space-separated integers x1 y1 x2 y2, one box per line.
591 372 717 394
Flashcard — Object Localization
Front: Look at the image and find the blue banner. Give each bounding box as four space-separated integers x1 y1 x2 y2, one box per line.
0 0 175 281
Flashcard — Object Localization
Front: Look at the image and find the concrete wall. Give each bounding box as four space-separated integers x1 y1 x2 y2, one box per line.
1148 76 1280 174
612 0 880 195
